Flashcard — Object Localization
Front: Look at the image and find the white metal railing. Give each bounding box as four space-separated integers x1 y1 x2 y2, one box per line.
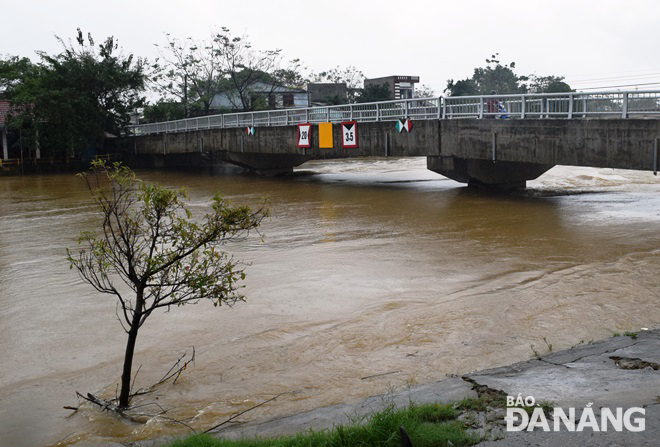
129 91 660 136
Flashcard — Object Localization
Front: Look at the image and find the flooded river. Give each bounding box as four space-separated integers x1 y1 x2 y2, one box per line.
0 158 659 446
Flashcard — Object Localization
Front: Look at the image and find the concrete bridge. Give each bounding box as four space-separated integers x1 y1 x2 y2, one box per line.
124 91 660 190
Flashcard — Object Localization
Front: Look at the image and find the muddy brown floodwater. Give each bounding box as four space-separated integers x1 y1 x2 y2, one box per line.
0 158 659 447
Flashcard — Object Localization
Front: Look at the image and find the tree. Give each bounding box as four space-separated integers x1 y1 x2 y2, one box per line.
152 33 225 117
153 28 304 113
526 75 573 93
445 53 573 97
444 78 479 97
213 28 304 111
414 84 436 98
0 29 146 159
356 83 391 103
67 161 265 409
142 99 186 124
445 54 525 96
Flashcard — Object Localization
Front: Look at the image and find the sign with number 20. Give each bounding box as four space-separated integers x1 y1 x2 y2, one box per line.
297 123 311 148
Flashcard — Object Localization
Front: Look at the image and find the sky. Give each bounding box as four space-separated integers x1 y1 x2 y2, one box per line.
2 0 660 96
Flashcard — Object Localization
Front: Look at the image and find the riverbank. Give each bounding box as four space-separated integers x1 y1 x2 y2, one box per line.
129 327 659 447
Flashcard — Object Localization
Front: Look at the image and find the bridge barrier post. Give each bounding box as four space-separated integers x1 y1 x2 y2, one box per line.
654 138 658 176
350 104 354 120
492 132 497 161
622 93 629 118
479 96 484 119
404 100 409 118
568 94 574 119
521 96 526 119
376 103 381 121
441 98 447 119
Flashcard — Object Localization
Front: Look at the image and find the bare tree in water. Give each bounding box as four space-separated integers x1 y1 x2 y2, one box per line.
67 161 265 408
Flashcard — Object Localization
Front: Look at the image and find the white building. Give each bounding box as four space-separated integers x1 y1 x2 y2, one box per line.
211 82 308 111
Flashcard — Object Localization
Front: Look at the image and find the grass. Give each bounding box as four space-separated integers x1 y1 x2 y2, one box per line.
163 403 481 447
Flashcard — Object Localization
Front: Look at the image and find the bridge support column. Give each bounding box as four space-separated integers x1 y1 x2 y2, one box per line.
427 156 554 192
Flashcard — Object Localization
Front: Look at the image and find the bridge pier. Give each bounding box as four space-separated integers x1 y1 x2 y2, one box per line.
218 151 311 176
427 156 554 191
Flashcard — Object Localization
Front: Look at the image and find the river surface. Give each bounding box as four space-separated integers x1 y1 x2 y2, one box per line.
0 158 659 447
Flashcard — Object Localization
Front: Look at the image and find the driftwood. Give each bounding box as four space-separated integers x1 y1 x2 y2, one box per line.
361 370 401 380
204 392 288 433
67 348 196 423
68 349 290 436
130 348 196 399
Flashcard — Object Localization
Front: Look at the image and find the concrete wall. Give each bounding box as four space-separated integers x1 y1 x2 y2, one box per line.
128 119 440 160
440 119 660 171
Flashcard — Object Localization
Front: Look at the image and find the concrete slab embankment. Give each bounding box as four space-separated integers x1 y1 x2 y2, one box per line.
211 328 659 446
130 328 659 446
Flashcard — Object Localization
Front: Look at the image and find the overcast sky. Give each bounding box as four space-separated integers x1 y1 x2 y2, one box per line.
3 0 660 95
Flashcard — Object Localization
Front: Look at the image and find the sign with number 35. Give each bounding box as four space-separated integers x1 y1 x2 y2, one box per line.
341 121 358 149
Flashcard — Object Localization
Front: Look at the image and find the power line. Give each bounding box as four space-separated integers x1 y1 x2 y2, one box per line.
574 81 660 91
565 68 660 78
566 73 660 84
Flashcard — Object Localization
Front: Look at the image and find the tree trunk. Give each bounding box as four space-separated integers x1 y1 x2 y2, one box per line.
119 294 143 408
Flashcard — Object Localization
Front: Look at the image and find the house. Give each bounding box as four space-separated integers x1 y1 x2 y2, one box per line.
210 82 309 112
307 83 348 105
364 75 420 100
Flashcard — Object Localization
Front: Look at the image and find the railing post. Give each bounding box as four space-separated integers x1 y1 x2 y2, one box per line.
654 138 658 175
568 94 574 119
350 104 354 120
582 97 587 118
479 96 484 119
376 103 380 121
545 98 550 118
521 96 526 119
267 111 271 126
441 97 446 119
306 108 310 123
286 109 289 125
622 93 629 118
251 112 254 126
404 99 409 118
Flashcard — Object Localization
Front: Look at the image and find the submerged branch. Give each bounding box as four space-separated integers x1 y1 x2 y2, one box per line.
204 392 288 434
